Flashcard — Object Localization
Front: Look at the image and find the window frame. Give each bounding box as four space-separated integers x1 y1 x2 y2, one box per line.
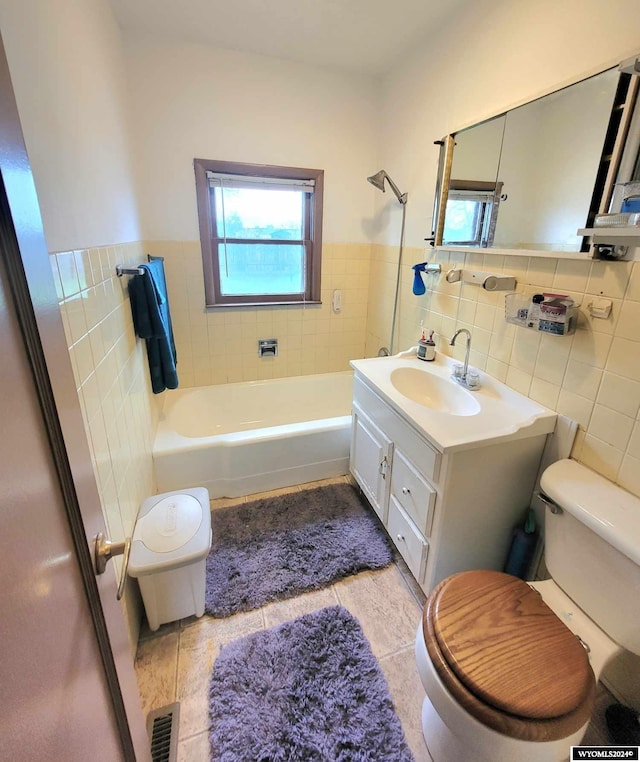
442 179 503 247
194 158 324 307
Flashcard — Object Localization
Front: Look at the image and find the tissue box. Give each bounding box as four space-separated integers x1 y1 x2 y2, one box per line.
539 294 576 335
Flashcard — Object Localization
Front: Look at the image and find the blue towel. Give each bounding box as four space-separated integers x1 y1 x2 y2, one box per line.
128 256 178 394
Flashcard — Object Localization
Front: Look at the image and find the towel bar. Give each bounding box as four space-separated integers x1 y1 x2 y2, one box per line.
116 264 145 277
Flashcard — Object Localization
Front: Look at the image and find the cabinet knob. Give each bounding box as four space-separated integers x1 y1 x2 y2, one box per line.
397 533 405 543
402 487 411 494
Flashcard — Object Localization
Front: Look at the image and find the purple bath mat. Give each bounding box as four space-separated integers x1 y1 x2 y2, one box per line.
209 605 414 761
205 483 393 618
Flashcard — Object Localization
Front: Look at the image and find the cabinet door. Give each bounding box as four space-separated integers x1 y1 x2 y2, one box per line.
350 407 392 522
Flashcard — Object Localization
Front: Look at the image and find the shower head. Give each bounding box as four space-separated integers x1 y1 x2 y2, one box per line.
367 170 407 204
367 170 387 192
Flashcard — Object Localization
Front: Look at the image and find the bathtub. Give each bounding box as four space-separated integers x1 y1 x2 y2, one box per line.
152 371 354 498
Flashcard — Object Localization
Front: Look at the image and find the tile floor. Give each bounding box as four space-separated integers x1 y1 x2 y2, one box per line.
134 476 616 761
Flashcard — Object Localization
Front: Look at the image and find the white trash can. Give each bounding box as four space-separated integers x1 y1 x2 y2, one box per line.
128 487 211 631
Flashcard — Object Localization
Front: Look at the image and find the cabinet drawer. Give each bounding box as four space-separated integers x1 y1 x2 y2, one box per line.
387 496 428 583
396 428 440 485
391 450 436 536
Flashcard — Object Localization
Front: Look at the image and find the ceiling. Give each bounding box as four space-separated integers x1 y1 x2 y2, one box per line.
109 0 468 77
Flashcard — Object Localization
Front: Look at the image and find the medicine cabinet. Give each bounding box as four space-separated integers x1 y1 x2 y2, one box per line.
431 53 640 259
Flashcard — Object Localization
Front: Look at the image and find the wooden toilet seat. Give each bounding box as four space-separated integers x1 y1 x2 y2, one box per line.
422 570 596 742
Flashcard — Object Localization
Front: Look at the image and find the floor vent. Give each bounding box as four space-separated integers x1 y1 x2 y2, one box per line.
146 702 180 762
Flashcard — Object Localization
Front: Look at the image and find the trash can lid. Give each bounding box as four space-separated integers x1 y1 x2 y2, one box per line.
137 493 202 553
128 487 212 577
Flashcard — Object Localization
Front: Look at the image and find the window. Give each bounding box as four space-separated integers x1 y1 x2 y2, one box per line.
194 159 324 307
442 180 502 247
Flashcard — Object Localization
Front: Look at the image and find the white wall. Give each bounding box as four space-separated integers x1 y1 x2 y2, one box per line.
122 32 380 244
377 0 640 250
0 0 141 251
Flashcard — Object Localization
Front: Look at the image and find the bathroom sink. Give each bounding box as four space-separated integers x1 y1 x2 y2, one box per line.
390 367 480 416
350 349 557 452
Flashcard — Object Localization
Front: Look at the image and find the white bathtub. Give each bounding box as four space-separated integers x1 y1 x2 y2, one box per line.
152 371 354 498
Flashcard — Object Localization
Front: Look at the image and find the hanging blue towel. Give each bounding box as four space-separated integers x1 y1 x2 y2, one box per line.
128 256 178 394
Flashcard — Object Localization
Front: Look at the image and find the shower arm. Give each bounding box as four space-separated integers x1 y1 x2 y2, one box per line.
368 170 408 205
384 176 408 205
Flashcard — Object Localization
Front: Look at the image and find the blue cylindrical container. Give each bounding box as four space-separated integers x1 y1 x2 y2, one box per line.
504 509 538 579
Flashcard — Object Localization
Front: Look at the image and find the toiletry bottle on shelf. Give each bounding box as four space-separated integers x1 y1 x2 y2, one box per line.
418 329 436 361
527 294 544 330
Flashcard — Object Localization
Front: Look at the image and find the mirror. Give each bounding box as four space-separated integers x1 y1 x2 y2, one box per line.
434 66 626 253
442 115 505 247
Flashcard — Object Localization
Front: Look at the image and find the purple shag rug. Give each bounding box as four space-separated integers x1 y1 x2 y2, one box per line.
205 483 393 618
209 605 414 761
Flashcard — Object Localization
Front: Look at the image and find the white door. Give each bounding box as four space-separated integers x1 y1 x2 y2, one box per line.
0 37 149 761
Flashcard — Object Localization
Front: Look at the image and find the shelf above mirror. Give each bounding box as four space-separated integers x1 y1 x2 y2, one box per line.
436 242 640 261
436 245 593 260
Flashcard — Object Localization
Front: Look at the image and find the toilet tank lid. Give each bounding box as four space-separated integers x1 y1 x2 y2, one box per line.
540 459 640 567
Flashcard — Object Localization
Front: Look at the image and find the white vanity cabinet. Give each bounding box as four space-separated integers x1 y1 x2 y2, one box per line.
350 373 551 594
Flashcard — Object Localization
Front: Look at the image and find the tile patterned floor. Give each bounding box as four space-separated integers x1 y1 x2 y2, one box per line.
134 476 616 761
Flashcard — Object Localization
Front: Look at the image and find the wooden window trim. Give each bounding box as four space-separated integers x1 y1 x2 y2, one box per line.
194 158 323 307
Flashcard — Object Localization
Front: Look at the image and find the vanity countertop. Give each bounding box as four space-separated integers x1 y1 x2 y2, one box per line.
350 350 557 453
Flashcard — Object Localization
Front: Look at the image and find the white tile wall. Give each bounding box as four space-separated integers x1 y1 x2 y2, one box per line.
150 240 371 387
367 245 640 498
50 241 159 650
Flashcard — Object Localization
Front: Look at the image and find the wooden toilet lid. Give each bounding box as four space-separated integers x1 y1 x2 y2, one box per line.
431 570 594 721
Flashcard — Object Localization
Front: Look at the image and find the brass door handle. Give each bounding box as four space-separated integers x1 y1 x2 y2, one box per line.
94 532 131 600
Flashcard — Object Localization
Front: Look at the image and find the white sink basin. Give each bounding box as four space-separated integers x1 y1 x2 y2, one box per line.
390 367 481 416
350 349 557 452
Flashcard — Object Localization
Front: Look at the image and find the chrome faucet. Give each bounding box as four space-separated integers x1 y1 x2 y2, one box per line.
449 329 480 390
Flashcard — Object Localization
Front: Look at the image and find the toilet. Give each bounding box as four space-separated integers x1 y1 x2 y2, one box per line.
415 458 640 762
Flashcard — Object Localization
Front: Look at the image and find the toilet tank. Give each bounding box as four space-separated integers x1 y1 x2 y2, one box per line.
540 459 640 655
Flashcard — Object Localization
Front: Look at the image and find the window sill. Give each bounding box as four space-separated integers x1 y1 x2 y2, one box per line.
206 300 323 309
